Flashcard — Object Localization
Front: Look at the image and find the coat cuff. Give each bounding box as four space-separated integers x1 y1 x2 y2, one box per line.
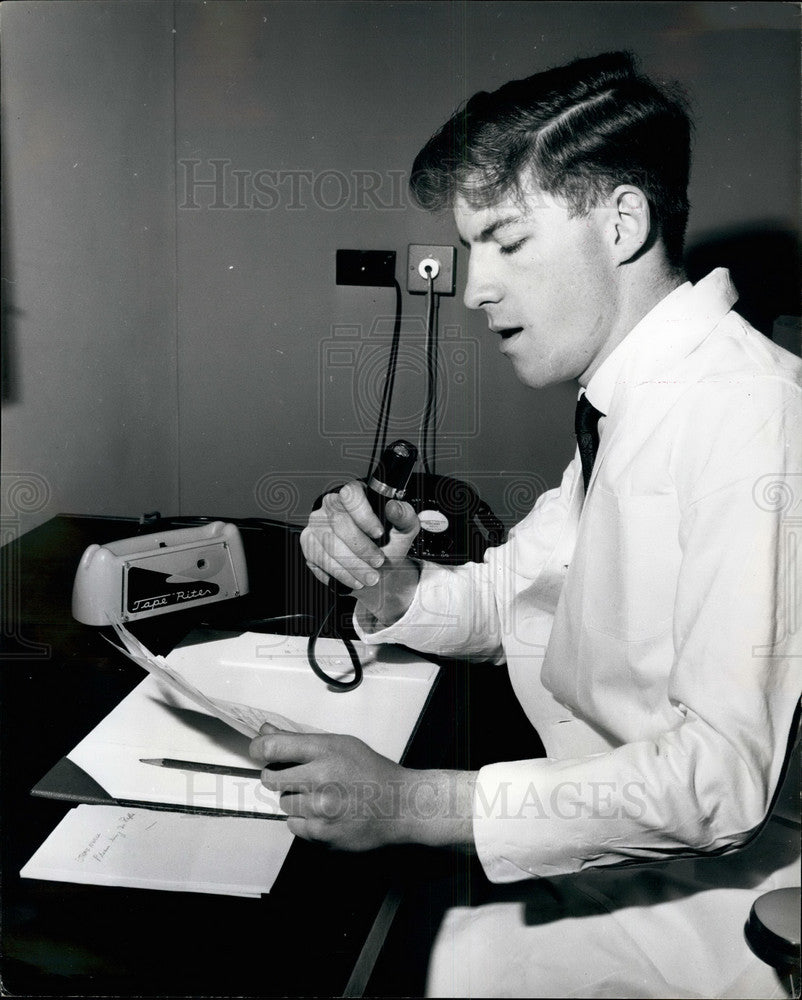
352 560 462 650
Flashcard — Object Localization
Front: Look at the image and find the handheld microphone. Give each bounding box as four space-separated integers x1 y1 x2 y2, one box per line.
362 439 418 546
309 440 418 690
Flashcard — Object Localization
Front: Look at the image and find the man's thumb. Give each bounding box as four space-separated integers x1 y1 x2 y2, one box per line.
384 500 420 539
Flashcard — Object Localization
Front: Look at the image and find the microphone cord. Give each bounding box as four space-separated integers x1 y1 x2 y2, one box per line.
309 274 405 691
368 279 403 478
308 281 403 691
307 588 363 690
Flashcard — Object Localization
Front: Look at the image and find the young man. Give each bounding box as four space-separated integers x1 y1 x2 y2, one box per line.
251 52 801 997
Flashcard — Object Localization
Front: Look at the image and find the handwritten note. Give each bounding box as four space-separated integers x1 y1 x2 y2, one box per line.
75 810 136 863
21 805 294 897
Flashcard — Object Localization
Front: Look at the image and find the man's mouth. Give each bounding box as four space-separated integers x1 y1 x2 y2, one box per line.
498 327 523 340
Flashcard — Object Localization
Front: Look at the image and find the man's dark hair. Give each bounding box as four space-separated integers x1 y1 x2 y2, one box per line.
410 52 692 265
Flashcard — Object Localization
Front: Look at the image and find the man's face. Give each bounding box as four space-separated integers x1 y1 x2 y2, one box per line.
454 183 618 388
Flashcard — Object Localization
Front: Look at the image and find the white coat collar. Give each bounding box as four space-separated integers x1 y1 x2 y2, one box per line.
585 268 739 415
580 269 739 495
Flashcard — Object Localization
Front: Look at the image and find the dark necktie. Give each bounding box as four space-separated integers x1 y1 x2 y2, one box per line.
575 392 603 494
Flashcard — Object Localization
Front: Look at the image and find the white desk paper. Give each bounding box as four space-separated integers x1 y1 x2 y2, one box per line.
107 619 320 737
21 804 294 897
67 631 439 816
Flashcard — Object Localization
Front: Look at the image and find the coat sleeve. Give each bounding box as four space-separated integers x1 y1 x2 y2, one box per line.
353 459 581 663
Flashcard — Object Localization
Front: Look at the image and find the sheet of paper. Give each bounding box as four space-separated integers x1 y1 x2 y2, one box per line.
108 619 319 737
21 805 294 897
67 631 439 816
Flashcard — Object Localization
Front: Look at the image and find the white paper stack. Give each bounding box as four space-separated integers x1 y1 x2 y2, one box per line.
21 804 294 897
24 628 438 895
66 630 440 816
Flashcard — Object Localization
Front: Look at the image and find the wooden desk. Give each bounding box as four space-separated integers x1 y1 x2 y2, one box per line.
0 516 433 996
1 514 541 997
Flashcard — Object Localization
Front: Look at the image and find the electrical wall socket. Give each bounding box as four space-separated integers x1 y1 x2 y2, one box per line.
336 249 396 287
407 244 456 295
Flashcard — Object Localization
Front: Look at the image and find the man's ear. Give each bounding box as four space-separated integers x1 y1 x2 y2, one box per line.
608 185 651 264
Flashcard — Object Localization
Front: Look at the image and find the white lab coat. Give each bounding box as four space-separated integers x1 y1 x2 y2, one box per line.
356 271 802 997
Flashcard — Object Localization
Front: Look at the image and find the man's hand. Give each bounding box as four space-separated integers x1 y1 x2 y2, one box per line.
250 723 477 851
300 481 421 625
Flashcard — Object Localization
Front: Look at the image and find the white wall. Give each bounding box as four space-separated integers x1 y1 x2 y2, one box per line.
2 0 179 536
2 1 799 538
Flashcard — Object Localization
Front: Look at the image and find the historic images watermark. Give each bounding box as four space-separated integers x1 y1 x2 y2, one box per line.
178 771 648 824
175 160 655 216
254 310 548 519
1 472 52 659
254 310 551 522
254 469 548 527
252 309 550 624
752 472 801 657
317 316 480 445
178 160 411 212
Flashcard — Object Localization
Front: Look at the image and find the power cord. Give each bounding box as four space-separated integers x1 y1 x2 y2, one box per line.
419 269 438 474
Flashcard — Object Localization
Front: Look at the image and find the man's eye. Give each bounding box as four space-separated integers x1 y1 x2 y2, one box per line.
499 238 527 256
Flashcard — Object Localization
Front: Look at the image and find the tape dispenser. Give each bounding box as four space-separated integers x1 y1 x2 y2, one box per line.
72 521 249 625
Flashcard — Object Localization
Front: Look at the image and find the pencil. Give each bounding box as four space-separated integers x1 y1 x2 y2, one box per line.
140 757 263 779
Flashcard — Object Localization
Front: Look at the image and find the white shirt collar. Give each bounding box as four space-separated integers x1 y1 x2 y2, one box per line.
583 268 739 415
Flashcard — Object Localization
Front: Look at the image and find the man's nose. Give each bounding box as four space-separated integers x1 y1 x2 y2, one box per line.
463 249 502 311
